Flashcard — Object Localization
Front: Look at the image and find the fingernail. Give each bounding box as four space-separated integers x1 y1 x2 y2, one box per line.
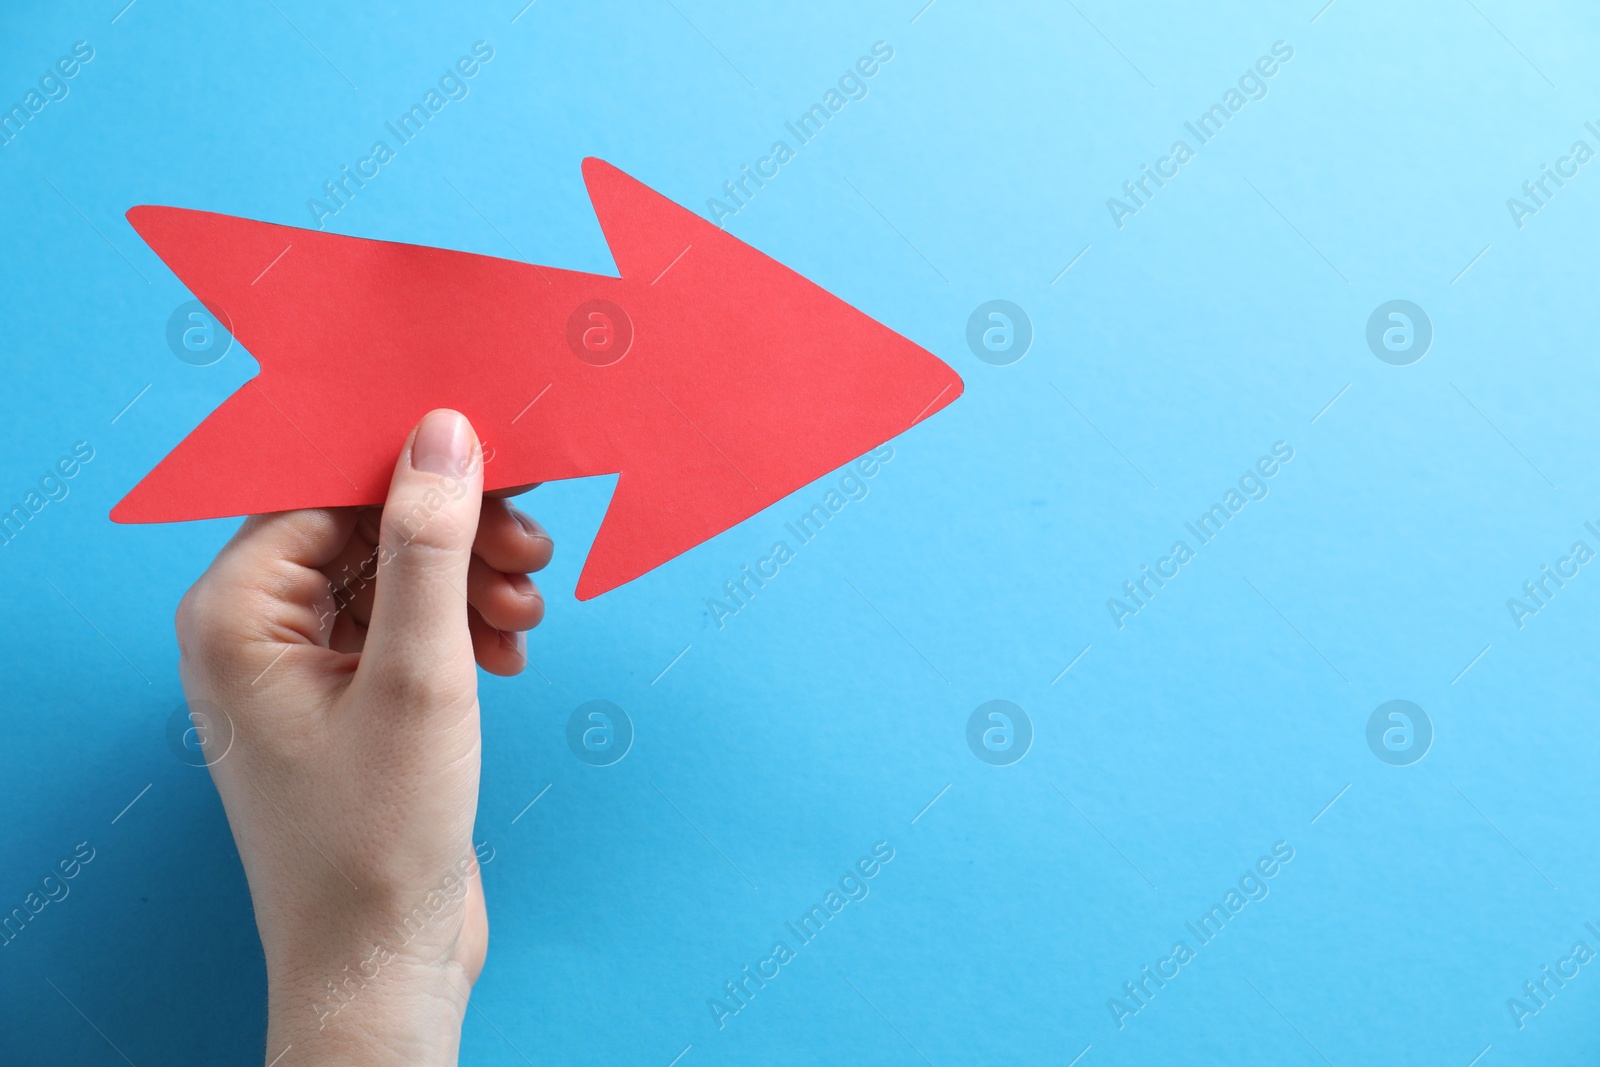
411 410 471 475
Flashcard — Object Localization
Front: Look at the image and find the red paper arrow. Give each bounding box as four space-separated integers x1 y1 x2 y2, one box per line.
115 158 963 599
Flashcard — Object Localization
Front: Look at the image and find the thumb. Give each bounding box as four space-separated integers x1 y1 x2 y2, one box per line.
358 409 484 702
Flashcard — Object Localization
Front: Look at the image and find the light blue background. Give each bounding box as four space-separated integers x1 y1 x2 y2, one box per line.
2 0 1598 1063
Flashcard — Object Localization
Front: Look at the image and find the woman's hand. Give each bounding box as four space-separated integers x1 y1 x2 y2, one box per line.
174 409 550 1065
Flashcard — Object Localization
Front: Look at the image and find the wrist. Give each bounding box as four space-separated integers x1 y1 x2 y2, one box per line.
248 842 490 1064
267 952 473 1066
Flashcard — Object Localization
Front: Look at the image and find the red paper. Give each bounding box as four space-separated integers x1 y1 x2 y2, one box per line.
115 159 963 598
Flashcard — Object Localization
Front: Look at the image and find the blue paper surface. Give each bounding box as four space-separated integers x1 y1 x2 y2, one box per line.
3 1 1599 1063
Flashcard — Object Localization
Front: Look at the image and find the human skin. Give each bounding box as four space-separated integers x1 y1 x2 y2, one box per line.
174 410 548 1064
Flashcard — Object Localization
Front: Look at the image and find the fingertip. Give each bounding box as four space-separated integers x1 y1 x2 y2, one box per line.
507 571 547 629
485 482 542 499
467 558 545 632
511 510 556 571
470 609 527 677
474 499 554 574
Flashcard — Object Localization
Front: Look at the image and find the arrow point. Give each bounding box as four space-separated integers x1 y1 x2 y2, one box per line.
572 570 607 602
920 369 964 424
579 157 707 283
126 204 190 246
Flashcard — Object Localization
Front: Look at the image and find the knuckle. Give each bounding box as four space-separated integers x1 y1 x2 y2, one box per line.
174 581 224 661
381 502 472 557
365 661 465 712
175 575 288 695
